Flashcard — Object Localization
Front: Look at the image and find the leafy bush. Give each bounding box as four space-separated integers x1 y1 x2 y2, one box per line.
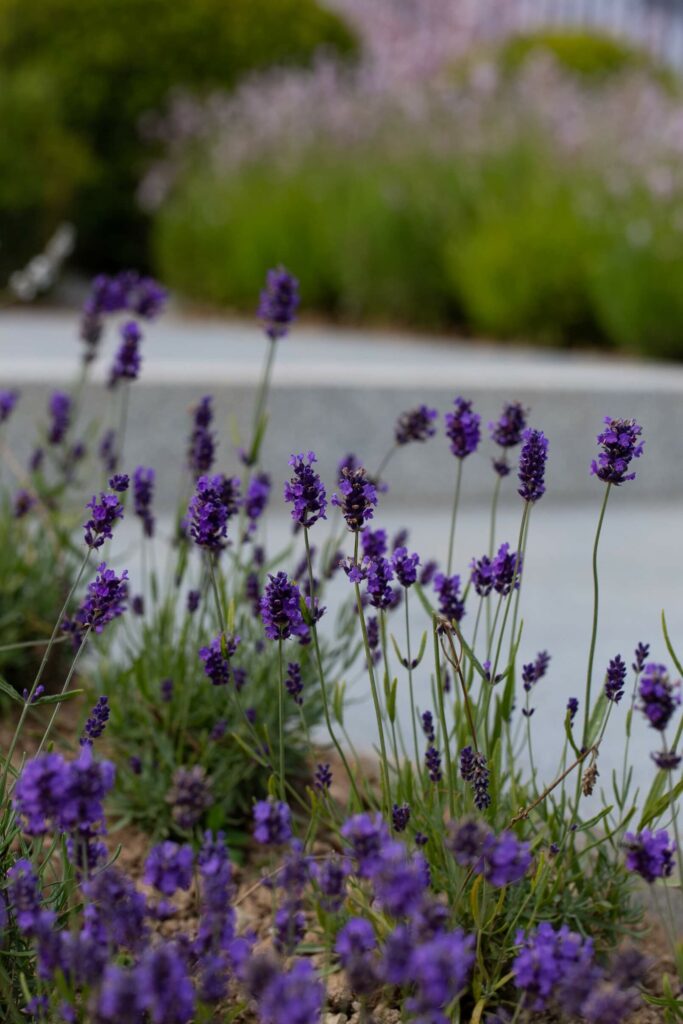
497 28 676 87
0 0 356 271
0 268 681 1021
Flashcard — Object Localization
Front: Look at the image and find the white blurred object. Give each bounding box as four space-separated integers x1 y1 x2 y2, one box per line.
8 223 76 302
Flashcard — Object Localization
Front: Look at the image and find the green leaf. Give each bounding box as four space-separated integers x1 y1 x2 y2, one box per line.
386 677 398 724
586 692 608 746
0 677 24 704
32 689 84 706
662 610 683 676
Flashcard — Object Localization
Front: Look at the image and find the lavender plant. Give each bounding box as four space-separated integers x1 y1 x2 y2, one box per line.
0 265 681 1024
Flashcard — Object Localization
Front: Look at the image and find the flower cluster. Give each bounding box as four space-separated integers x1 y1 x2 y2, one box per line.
332 465 378 531
591 417 644 486
187 473 240 550
258 266 300 340
260 572 305 641
623 828 676 883
80 695 110 747
460 746 491 810
83 491 125 549
109 321 143 387
449 819 531 887
63 562 128 641
187 395 216 477
199 633 241 686
392 546 420 587
80 270 166 361
394 404 438 445
13 747 115 838
284 451 327 528
433 572 465 622
604 654 627 703
48 391 72 445
638 663 681 731
445 396 480 459
518 428 549 503
133 466 155 538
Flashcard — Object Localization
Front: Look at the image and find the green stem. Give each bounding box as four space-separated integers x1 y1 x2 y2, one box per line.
249 338 277 463
303 529 361 806
490 503 529 684
405 591 420 771
446 460 464 575
582 484 611 748
353 533 391 813
433 621 456 818
115 382 131 471
1 549 91 795
35 625 93 757
278 638 285 801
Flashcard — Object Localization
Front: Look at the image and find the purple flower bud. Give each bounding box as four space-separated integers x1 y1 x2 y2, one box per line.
258 266 299 341
285 662 303 705
0 389 19 423
144 841 194 896
332 466 378 532
80 695 110 746
434 572 465 623
445 396 480 459
460 746 491 809
623 828 675 882
199 633 240 686
109 321 142 387
395 405 438 446
591 416 644 486
133 466 155 538
518 428 549 503
490 401 528 449
392 547 420 588
168 766 212 830
260 572 304 641
284 451 327 528
392 803 411 832
314 763 332 791
63 562 128 640
83 492 124 549
425 745 442 782
605 654 627 703
638 663 681 731
187 473 240 551
522 651 550 692
253 800 292 845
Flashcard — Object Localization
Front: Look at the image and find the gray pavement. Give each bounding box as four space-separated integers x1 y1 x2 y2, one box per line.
3 308 683 505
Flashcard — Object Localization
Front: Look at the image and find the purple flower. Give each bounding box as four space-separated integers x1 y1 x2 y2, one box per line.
605 655 627 703
7 859 43 933
63 562 128 640
257 960 324 1024
245 472 271 528
591 417 644 486
274 903 306 954
187 473 241 550
479 831 531 887
0 389 19 423
460 747 491 810
518 427 549 503
408 931 476 1016
187 396 216 477
434 572 465 623
582 983 641 1024
168 766 212 830
187 589 201 614
332 466 378 532
392 803 411 832
258 266 299 341
491 542 523 595
137 943 195 1024
109 321 143 387
361 527 387 560
392 547 420 588
420 559 438 586
80 695 110 746
638 663 681 731
522 651 551 692
336 918 376 963
284 451 327 528
195 830 235 958
470 553 494 596
144 841 194 896
567 697 579 725
199 633 240 686
623 829 675 882
512 922 595 1011
313 856 349 912
445 396 480 459
14 747 115 837
373 842 429 918
97 965 145 1023
421 710 436 743
395 405 438 446
108 473 129 493
253 800 292 845
314 763 332 791
366 555 396 610
261 572 304 641
425 745 442 782
285 661 303 705
133 466 155 538
490 401 527 449
633 642 650 674
13 489 35 518
83 491 124 549
47 391 71 445
341 812 390 878
651 749 682 770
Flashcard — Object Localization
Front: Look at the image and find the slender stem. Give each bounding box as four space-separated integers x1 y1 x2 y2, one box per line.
249 338 277 462
278 639 285 801
488 474 502 557
446 460 464 575
115 382 130 471
665 731 683 889
374 444 397 484
303 530 361 806
35 626 93 757
353 533 390 813
490 503 529 684
441 625 479 753
1 549 91 795
405 591 420 771
582 484 611 748
433 620 456 818
380 610 401 779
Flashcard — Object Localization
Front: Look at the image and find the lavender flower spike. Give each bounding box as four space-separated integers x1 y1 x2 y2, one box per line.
284 451 327 528
518 428 549 503
591 417 644 486
445 396 480 459
332 465 378 532
258 266 299 340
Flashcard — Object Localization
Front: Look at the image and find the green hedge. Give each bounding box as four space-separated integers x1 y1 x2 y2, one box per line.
0 0 356 272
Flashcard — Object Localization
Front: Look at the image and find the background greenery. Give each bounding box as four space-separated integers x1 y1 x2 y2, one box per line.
0 0 355 273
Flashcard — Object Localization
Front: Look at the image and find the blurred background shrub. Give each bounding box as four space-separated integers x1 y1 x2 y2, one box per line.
0 0 356 273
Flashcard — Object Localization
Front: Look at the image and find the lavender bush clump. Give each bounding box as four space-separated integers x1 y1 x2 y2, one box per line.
0 264 681 1024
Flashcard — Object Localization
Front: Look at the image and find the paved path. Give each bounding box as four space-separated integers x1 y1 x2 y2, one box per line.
2 308 683 504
